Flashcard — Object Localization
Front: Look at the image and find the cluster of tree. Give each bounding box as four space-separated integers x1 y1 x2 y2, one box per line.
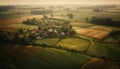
0 6 15 12
22 18 38 25
93 8 104 12
0 30 35 46
67 13 74 20
43 15 48 19
89 17 120 27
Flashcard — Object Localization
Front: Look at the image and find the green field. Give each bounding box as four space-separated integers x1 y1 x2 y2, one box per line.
16 48 91 69
35 38 60 46
56 38 89 51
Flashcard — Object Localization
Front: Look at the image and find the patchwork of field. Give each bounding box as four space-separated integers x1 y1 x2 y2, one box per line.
16 48 91 69
35 37 89 52
35 38 60 46
87 41 120 60
75 28 110 40
0 5 120 69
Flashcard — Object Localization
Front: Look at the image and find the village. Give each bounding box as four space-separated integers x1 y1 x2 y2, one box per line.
21 17 75 40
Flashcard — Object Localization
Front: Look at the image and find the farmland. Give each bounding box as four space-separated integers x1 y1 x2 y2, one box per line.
75 28 110 40
0 4 120 69
0 15 43 25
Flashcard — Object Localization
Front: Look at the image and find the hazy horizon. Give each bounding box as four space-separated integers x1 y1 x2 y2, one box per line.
0 0 120 5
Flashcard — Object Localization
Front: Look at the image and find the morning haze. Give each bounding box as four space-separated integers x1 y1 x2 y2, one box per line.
0 0 120 5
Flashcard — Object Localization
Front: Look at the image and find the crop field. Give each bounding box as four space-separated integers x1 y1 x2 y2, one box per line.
4 24 38 29
0 26 17 32
35 38 60 46
16 48 91 69
56 38 89 51
102 32 120 43
0 15 43 25
75 28 110 40
35 37 89 52
0 45 45 60
0 24 38 32
71 22 120 31
87 41 120 60
94 12 120 20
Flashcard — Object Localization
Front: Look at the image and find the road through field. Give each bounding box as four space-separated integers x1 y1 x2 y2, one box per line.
0 15 43 26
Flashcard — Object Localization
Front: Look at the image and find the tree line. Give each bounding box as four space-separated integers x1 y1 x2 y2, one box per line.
89 17 120 27
0 30 35 46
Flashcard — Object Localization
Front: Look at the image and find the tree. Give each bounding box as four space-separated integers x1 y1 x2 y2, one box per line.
67 13 73 20
51 13 53 18
93 8 101 12
85 17 89 22
18 28 24 34
43 15 48 19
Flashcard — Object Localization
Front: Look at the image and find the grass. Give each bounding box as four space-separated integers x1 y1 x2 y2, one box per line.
0 45 44 60
56 37 89 51
5 24 38 29
35 37 89 52
54 9 94 22
0 26 18 32
35 38 60 46
0 14 31 20
0 24 38 32
102 33 120 43
87 41 120 60
16 48 91 69
71 22 93 28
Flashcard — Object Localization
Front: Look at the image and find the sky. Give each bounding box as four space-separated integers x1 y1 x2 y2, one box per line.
0 0 120 5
